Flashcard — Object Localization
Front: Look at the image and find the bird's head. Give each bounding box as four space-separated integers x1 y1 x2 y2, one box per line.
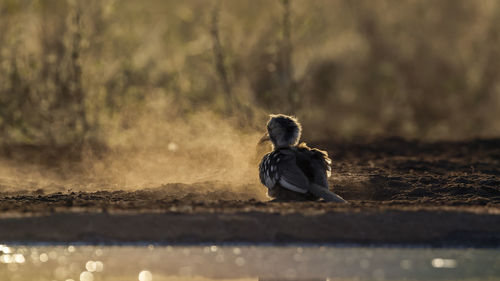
258 114 302 149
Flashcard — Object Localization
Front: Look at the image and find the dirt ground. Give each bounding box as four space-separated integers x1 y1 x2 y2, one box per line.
0 138 499 245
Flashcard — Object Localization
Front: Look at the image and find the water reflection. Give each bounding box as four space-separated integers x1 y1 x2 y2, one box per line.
431 258 457 268
0 245 499 281
138 270 153 281
259 278 330 281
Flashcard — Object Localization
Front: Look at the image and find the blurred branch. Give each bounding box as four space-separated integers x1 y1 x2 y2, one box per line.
210 1 234 115
280 0 296 113
70 3 90 142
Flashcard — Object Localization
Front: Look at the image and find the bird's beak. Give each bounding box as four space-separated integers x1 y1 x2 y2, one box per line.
258 132 270 145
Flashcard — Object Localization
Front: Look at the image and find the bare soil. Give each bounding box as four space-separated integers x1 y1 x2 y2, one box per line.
0 138 499 245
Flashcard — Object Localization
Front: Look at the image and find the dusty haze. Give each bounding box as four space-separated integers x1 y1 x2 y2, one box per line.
0 101 270 199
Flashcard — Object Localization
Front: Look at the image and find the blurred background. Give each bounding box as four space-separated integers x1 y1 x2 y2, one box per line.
2 0 500 145
0 0 500 144
1 0 500 193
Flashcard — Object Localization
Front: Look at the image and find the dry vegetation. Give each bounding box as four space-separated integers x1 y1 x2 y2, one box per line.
1 0 500 144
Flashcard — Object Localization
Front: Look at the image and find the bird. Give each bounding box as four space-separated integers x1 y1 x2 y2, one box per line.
258 114 347 203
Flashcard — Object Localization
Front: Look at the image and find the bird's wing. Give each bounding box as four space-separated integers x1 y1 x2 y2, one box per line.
259 150 307 193
308 148 332 187
259 152 279 189
277 148 346 203
275 149 310 193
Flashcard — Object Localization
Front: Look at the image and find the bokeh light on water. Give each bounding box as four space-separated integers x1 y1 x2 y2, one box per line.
0 245 499 280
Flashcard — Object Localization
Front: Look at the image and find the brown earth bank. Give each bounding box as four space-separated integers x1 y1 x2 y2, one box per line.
0 138 499 246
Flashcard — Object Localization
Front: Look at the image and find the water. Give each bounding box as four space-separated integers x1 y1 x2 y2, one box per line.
1 245 499 281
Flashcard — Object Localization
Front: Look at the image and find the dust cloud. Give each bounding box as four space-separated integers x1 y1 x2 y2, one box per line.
0 100 270 201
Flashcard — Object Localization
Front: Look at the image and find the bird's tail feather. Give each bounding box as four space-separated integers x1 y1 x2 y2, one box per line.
308 183 347 203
